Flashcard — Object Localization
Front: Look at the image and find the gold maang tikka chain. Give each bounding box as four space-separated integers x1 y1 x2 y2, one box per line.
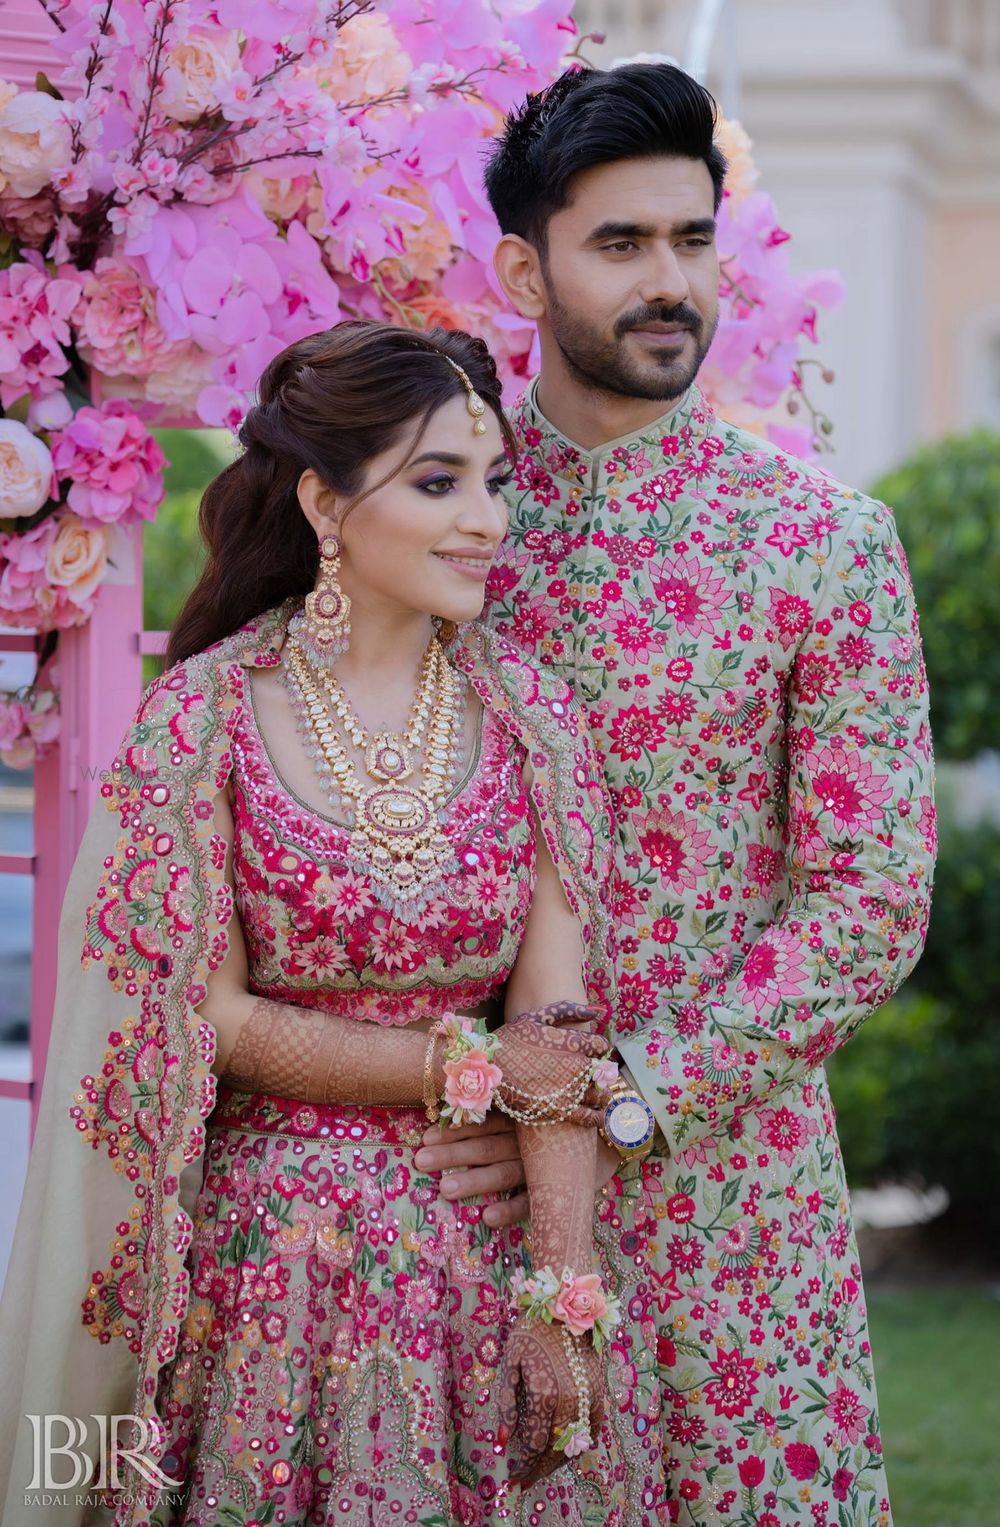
283 634 466 913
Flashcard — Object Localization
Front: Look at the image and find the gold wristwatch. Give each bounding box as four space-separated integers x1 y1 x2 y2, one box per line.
598 1076 656 1161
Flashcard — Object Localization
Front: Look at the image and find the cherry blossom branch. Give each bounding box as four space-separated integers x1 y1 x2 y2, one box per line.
33 0 66 35
130 0 181 167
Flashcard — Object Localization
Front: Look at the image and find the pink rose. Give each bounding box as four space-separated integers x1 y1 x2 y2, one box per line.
74 257 187 379
0 696 27 750
553 1273 608 1337
590 1059 620 1091
442 1048 502 1117
0 419 54 516
0 90 72 198
561 1427 590 1459
0 190 57 248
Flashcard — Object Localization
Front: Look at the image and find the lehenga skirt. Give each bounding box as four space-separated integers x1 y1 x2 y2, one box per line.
152 1088 666 1527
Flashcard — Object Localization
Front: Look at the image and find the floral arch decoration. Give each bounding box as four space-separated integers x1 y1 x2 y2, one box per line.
0 0 844 766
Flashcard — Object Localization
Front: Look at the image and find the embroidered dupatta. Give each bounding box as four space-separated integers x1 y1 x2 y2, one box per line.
0 602 616 1527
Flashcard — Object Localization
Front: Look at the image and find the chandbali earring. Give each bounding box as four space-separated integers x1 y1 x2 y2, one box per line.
293 532 351 666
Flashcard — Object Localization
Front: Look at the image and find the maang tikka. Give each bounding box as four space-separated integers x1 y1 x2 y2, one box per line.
291 531 351 666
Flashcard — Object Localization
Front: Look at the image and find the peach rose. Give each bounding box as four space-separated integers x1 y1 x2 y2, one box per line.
45 515 109 606
716 118 759 205
0 90 72 198
327 13 412 100
159 30 241 123
442 1047 503 1120
553 1273 608 1337
0 420 54 517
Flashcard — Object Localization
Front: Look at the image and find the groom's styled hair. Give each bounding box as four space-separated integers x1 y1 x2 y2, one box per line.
484 62 727 251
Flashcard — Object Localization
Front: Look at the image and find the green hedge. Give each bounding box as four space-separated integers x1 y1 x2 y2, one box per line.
872 429 1000 759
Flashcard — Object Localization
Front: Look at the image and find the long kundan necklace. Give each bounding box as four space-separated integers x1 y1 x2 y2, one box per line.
282 633 466 916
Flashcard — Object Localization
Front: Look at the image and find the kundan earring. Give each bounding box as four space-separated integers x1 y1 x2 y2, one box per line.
293 532 351 666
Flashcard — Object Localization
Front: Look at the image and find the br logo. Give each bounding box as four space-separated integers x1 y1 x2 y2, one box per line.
25 1414 178 1492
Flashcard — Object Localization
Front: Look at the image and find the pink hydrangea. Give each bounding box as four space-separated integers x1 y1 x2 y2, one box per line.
0 259 80 408
50 402 167 525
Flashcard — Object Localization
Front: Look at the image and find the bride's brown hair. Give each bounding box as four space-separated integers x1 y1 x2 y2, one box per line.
166 321 517 667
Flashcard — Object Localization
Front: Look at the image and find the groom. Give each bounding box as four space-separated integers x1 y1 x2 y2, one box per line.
419 61 935 1521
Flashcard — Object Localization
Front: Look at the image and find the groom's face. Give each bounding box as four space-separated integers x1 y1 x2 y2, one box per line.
538 155 720 402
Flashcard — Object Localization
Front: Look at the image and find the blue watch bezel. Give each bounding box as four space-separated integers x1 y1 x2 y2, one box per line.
604 1090 655 1151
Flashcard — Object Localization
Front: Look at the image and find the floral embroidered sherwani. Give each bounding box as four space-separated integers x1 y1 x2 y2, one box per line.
488 381 935 1526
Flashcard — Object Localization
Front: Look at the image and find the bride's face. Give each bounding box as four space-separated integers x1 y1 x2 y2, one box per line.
300 393 511 627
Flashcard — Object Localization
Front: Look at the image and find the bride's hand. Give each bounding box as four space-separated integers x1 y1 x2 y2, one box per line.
498 1006 612 1126
497 1314 605 1485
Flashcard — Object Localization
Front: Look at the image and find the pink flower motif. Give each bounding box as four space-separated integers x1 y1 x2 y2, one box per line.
369 918 416 973
736 931 808 1016
633 804 713 891
784 1442 820 1480
553 1273 608 1337
704 1346 759 1418
648 551 728 636
607 704 667 762
50 402 166 525
806 744 894 835
745 841 785 892
0 260 80 408
823 1377 870 1444
764 520 810 557
442 1047 502 1120
610 600 668 664
767 587 813 652
787 1204 817 1248
754 1104 819 1165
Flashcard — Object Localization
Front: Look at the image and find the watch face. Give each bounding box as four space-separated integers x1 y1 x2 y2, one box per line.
606 1095 653 1148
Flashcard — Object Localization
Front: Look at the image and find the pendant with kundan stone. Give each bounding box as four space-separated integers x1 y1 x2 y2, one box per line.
350 787 456 914
365 729 413 783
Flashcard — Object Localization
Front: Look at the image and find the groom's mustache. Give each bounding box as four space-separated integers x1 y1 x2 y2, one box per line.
615 303 703 339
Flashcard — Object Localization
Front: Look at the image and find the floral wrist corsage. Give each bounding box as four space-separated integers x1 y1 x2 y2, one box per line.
436 1013 503 1127
510 1263 621 1457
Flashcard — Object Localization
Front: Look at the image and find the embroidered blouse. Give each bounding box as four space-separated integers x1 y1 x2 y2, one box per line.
229 662 537 1026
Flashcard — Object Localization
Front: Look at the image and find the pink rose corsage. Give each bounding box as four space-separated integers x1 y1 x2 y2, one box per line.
512 1264 620 1351
511 1263 622 1459
438 1014 503 1127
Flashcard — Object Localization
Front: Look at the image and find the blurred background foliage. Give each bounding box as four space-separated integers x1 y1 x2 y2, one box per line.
142 428 230 683
148 423 1000 1246
827 427 1000 1250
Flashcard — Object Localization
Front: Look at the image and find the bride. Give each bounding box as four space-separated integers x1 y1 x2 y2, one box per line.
0 321 663 1526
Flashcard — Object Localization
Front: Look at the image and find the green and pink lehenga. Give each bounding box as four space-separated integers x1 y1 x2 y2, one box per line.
0 603 665 1527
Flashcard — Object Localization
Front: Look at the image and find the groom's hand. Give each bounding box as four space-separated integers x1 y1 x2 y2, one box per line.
415 1115 529 1227
413 1119 623 1228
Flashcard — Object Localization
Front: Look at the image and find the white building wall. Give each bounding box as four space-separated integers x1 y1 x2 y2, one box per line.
573 0 1000 491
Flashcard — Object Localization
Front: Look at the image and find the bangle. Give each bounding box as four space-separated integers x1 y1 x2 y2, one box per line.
438 1014 503 1127
422 1020 445 1124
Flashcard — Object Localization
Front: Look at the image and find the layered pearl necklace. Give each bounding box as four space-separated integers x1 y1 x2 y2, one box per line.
282 633 466 916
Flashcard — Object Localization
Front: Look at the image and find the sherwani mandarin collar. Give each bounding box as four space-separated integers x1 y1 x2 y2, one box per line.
511 376 717 493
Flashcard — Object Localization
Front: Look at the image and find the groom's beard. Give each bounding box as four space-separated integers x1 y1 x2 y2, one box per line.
543 279 718 403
